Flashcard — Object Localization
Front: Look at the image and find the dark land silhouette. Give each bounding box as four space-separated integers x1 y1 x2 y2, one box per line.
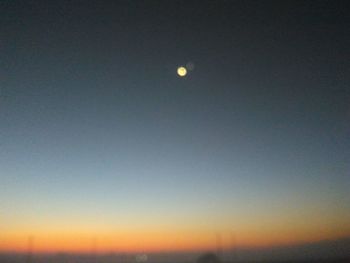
0 237 349 263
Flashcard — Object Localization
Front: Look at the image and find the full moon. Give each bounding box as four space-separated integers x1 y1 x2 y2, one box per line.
177 66 187 77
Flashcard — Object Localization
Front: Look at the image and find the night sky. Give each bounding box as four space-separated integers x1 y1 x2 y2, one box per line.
1 0 350 253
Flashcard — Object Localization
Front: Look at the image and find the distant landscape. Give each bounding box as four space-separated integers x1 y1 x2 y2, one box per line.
1 237 349 263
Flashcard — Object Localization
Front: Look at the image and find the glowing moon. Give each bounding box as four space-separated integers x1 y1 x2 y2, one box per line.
177 66 187 77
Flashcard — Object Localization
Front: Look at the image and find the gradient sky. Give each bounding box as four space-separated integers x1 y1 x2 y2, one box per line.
1 0 350 253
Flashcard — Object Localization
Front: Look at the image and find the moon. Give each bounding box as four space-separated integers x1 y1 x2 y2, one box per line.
177 66 187 77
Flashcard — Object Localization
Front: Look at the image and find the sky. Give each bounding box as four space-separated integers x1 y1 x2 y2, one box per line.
0 0 350 254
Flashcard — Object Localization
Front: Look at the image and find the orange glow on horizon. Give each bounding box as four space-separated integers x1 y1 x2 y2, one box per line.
1 227 349 254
